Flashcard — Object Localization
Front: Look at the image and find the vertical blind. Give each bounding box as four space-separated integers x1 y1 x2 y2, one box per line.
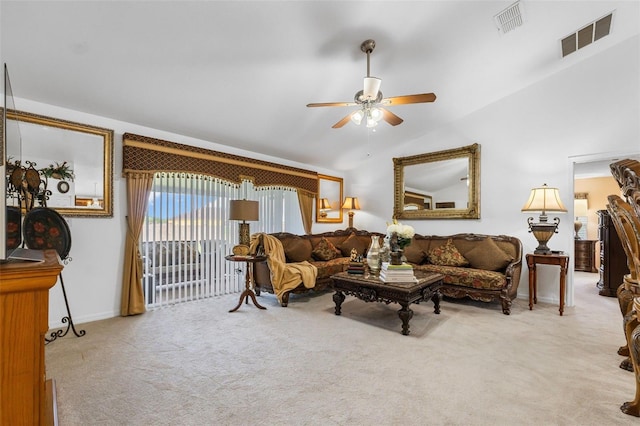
141 172 303 308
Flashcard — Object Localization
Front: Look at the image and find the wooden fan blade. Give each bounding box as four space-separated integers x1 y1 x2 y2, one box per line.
381 93 437 106
381 108 403 126
307 101 358 108
332 112 355 128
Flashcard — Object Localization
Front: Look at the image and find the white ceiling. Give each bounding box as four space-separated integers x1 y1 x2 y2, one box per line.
2 1 639 172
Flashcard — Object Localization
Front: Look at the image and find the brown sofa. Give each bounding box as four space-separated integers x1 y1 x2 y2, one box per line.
253 228 383 306
252 228 522 314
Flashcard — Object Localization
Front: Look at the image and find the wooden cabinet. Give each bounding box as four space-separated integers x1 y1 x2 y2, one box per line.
0 250 62 425
574 239 597 272
597 209 630 297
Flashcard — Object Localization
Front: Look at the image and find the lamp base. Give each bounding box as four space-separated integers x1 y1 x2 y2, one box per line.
239 222 251 247
347 211 354 228
527 218 560 255
574 220 583 240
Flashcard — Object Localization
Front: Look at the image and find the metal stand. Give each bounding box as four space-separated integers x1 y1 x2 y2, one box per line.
45 271 86 344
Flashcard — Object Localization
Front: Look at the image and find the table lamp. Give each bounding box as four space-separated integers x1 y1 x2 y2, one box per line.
229 200 259 252
341 197 360 228
574 196 588 239
521 184 567 254
318 198 331 218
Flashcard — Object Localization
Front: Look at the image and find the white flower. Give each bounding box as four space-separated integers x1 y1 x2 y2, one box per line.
386 221 415 239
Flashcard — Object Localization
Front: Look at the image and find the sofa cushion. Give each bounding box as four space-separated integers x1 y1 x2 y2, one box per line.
339 232 369 257
283 237 313 262
417 264 506 290
404 243 426 264
463 237 513 271
427 239 469 267
312 237 341 261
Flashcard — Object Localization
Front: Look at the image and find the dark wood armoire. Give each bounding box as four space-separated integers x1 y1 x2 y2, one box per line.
597 209 630 297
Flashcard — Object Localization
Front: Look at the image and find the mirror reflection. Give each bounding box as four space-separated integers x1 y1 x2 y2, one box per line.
5 109 113 217
393 143 480 220
316 174 343 223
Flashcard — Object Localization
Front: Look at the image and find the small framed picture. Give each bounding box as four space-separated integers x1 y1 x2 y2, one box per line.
57 181 70 194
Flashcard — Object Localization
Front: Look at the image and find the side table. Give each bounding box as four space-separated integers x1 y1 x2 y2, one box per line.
526 253 569 316
225 255 267 313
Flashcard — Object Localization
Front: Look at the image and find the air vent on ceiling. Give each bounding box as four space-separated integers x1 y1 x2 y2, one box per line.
494 1 525 35
561 12 613 57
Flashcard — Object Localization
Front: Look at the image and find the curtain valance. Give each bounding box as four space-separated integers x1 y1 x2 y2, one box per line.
122 133 318 194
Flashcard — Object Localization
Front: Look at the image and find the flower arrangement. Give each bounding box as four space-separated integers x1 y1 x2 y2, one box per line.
386 219 415 249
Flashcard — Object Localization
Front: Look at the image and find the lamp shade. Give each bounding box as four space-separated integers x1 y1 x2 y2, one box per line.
319 198 331 210
521 184 567 214
574 198 588 217
229 200 259 221
341 197 361 210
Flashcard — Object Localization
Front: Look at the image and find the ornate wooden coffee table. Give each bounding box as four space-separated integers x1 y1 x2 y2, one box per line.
330 271 444 335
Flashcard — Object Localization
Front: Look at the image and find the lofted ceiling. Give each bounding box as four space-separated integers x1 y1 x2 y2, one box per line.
1 1 639 173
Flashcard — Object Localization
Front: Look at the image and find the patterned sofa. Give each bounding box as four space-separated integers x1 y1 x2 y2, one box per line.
252 228 522 314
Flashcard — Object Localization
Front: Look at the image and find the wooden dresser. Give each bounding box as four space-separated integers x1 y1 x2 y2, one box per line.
574 239 598 272
0 250 63 425
596 209 630 297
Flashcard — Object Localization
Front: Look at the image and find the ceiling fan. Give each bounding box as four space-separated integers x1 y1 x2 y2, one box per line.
307 39 436 129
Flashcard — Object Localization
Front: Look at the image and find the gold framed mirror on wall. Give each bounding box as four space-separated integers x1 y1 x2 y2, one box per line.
4 109 114 217
393 143 480 220
316 174 343 223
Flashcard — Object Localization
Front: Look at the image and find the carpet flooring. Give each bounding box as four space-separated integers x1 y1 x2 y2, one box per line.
46 272 638 425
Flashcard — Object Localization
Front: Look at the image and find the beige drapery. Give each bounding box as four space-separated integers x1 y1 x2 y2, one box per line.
121 172 154 316
297 190 314 234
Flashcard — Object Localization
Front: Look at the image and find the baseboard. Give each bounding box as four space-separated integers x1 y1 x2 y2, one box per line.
49 310 119 329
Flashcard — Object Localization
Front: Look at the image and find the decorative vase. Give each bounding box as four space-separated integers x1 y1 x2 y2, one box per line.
366 235 381 274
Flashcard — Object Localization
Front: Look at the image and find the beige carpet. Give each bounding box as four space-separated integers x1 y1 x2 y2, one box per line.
46 272 638 425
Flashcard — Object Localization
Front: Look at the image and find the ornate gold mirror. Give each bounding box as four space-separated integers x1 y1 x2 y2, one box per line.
393 143 480 220
316 174 343 223
5 109 113 217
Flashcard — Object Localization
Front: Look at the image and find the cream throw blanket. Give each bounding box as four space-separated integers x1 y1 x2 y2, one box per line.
250 233 318 303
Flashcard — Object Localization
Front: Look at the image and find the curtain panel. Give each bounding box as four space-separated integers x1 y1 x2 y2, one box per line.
123 133 318 194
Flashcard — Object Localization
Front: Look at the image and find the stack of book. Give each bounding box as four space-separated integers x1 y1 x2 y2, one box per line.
347 260 365 275
379 262 416 282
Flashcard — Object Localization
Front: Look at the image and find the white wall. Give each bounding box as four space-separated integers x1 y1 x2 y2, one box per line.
347 35 640 307
15 34 640 326
12 97 342 327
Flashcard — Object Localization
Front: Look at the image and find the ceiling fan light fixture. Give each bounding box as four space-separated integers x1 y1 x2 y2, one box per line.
363 77 381 100
370 107 383 121
351 109 364 125
366 115 378 128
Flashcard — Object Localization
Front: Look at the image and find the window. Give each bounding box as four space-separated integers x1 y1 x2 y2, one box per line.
141 173 303 308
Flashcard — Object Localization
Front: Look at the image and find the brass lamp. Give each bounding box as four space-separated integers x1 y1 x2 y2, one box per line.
521 184 567 254
341 197 360 228
318 198 331 218
229 199 259 250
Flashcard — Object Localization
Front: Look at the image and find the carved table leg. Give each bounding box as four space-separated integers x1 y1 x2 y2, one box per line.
398 303 414 336
431 292 441 315
333 291 345 315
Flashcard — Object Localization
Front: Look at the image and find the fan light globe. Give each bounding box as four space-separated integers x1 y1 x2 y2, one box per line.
370 107 383 121
351 109 364 125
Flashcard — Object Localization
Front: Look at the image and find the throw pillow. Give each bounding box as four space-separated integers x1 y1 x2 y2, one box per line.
339 233 369 257
312 237 341 261
283 237 313 263
427 239 469 267
403 243 426 264
464 237 514 271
